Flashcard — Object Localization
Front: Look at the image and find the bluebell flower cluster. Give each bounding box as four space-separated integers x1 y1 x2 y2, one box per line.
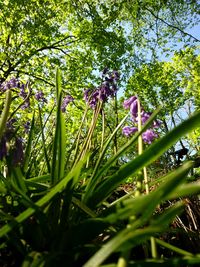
61 95 74 113
12 137 24 166
122 126 138 137
0 78 30 165
19 83 32 109
24 121 31 134
122 96 160 144
84 69 119 109
0 77 20 91
35 90 47 103
0 119 24 165
1 77 31 110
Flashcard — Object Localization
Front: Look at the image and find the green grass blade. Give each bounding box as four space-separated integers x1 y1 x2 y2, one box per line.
72 197 97 218
51 69 66 184
0 159 84 238
22 251 45 267
58 109 66 179
127 256 200 267
38 106 51 174
0 90 12 139
27 174 51 183
11 167 28 194
166 180 200 199
25 180 49 190
23 112 35 175
155 238 193 256
151 201 184 228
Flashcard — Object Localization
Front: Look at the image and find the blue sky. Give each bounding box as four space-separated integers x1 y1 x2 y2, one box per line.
187 24 200 40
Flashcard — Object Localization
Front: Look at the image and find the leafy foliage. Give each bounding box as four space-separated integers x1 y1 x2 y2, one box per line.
0 1 200 266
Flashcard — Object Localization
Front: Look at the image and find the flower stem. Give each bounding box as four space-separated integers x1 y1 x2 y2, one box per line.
78 101 102 162
101 110 105 150
137 98 143 155
137 97 158 258
155 238 193 256
151 236 158 258
0 90 12 140
117 250 130 267
135 98 143 196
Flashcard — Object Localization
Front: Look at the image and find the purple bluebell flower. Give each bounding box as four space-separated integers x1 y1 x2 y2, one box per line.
24 121 31 133
122 126 138 137
134 111 151 124
19 84 27 99
105 76 114 83
35 90 47 103
1 77 20 92
123 96 137 109
141 112 151 124
18 83 31 109
12 137 24 166
61 95 74 112
6 118 17 130
21 99 30 109
123 95 161 144
90 90 99 109
84 89 91 102
130 99 138 118
98 88 107 102
142 129 158 144
84 89 99 109
153 119 162 128
9 77 20 89
98 83 113 102
84 69 119 108
111 83 117 93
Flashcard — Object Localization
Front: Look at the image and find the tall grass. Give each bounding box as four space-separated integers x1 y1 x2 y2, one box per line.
0 69 200 267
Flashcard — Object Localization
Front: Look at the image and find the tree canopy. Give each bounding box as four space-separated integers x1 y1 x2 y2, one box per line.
1 0 199 89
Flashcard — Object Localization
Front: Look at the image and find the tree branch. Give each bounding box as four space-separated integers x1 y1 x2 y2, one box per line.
4 35 78 78
145 7 200 43
16 70 55 87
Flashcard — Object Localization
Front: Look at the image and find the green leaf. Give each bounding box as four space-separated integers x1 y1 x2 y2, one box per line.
167 181 200 199
11 167 27 194
28 174 51 183
51 68 66 184
38 106 51 174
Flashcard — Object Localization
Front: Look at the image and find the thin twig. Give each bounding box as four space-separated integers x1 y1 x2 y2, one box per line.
145 7 200 42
